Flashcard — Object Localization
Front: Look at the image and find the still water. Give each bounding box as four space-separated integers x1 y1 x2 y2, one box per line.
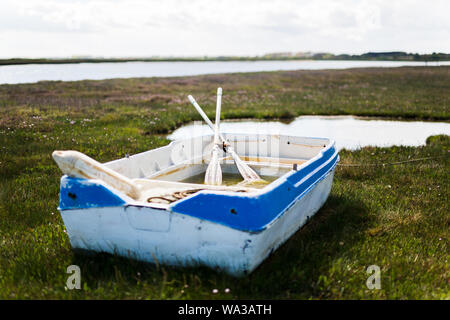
181 172 277 187
168 116 450 151
1 60 449 85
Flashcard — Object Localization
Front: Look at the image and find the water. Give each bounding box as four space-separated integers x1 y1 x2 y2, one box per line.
1 60 449 85
181 172 276 188
168 116 450 151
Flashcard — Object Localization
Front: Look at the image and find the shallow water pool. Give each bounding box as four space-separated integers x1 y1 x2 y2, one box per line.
169 115 450 151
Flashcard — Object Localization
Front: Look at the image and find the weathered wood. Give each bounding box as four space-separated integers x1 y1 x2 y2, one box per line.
52 150 141 199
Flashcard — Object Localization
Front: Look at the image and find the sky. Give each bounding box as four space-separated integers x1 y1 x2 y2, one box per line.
1 0 449 58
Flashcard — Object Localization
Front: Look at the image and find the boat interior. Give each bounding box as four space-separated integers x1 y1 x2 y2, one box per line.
103 133 331 206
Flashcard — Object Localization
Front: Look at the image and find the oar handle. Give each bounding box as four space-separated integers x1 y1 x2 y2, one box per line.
188 95 215 129
214 87 222 144
188 95 227 143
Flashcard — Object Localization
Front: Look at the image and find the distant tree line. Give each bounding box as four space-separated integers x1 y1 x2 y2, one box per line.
316 51 450 62
1 52 449 66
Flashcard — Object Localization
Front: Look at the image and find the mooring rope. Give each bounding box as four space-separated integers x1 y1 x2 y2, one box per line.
146 155 448 203
337 154 448 167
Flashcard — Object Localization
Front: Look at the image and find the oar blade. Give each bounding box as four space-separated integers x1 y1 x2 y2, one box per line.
204 146 222 185
204 87 223 185
188 90 263 185
228 148 262 181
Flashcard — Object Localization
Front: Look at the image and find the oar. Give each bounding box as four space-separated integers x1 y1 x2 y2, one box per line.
188 94 262 183
204 88 223 185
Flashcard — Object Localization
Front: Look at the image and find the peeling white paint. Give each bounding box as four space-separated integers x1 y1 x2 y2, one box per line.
55 133 337 275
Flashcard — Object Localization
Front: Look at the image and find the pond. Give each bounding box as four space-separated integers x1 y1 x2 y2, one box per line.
168 115 450 151
1 60 449 84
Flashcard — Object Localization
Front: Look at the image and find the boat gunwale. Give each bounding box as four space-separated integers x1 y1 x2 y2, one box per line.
58 134 337 225
168 139 338 232
136 135 336 209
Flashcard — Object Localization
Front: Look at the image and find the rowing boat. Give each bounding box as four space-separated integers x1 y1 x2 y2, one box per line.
53 132 339 276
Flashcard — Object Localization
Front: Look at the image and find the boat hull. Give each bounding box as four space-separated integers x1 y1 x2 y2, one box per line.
60 168 335 276
57 133 339 276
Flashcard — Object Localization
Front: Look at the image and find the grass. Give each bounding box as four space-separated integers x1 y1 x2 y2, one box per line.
0 67 448 299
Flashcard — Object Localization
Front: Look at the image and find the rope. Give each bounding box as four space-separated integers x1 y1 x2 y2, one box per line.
146 154 448 203
147 188 247 204
338 154 448 167
147 188 205 204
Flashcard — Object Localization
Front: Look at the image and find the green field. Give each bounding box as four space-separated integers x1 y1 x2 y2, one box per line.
0 67 448 299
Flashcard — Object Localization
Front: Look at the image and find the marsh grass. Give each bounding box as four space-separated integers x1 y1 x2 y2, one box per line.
0 67 448 299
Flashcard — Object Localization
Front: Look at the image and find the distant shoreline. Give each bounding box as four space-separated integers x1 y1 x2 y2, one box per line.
2 52 450 66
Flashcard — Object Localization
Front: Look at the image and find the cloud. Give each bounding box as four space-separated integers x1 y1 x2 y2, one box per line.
0 0 449 58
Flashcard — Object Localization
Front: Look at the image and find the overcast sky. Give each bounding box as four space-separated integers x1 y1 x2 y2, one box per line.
1 0 449 58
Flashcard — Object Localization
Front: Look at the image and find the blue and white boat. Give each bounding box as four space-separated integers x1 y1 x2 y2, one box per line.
53 132 339 276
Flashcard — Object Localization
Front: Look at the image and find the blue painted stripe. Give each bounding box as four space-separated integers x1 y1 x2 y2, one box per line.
170 146 338 232
286 145 335 186
59 176 126 210
57 144 338 232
